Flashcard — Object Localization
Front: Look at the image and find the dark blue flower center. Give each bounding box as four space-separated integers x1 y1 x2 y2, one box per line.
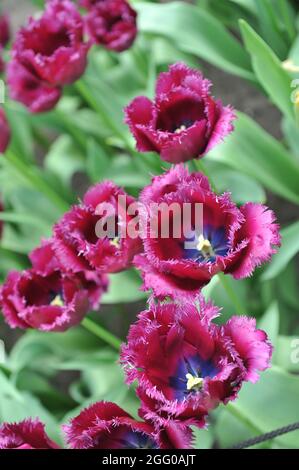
113 430 158 449
169 355 219 401
183 225 229 263
173 118 195 133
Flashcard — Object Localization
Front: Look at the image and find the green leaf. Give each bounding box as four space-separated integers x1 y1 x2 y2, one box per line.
282 117 299 160
210 164 266 204
258 302 279 348
104 155 151 189
45 135 85 186
137 2 254 81
239 20 294 120
56 350 117 371
224 368 299 448
4 103 34 164
253 0 289 58
262 220 299 281
87 139 110 184
102 269 147 304
215 406 267 449
192 427 214 449
208 112 299 205
274 336 299 373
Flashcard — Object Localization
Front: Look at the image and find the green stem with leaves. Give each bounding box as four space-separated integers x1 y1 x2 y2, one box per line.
5 150 69 213
225 402 264 436
82 317 122 351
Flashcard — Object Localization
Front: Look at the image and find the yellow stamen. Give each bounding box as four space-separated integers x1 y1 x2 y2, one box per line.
197 234 212 252
50 295 64 307
174 125 187 134
186 373 203 391
110 237 120 248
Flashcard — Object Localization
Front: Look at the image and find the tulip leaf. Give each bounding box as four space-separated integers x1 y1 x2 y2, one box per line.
262 220 299 281
239 20 294 121
102 269 148 304
137 2 254 81
45 134 85 186
253 0 289 58
274 336 299 373
216 367 299 448
208 112 299 205
258 302 279 348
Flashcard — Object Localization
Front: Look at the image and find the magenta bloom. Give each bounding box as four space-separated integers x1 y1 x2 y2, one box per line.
7 60 62 113
63 401 189 449
125 63 235 163
8 0 88 112
0 14 10 47
121 299 272 428
53 181 142 274
0 240 107 332
0 108 10 153
85 0 137 52
80 0 102 7
135 165 280 298
0 419 59 449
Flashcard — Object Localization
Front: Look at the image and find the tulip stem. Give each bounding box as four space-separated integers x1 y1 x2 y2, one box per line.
4 150 69 213
225 402 263 436
82 317 122 351
192 159 245 315
192 159 217 192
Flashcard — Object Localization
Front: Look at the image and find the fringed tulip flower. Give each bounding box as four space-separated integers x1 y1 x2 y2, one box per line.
0 108 11 153
0 14 10 47
63 401 191 449
125 62 235 163
8 0 88 112
80 0 100 8
121 299 272 428
85 0 137 52
0 419 59 449
135 165 280 298
0 240 108 332
53 181 142 274
7 59 62 113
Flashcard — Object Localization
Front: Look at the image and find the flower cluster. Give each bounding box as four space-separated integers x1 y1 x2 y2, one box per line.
6 0 137 113
0 180 144 332
0 239 108 332
0 402 189 449
7 0 89 113
0 45 281 447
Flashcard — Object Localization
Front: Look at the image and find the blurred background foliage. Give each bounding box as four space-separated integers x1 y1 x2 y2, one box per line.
0 0 299 448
